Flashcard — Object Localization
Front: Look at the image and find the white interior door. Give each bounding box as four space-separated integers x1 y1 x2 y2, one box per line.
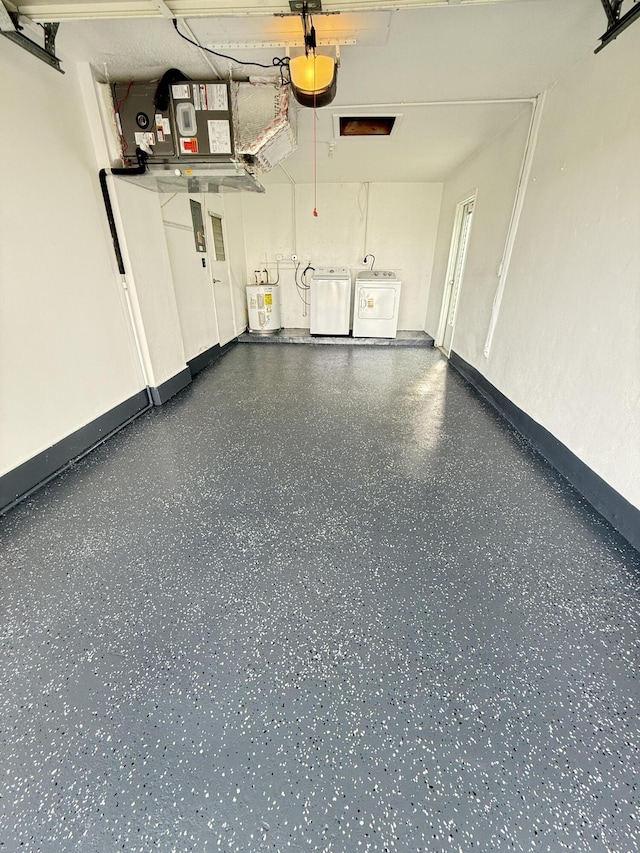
163 218 220 360
438 197 475 355
206 209 236 346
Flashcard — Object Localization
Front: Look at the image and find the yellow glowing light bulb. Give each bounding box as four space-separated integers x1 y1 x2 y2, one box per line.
290 53 335 94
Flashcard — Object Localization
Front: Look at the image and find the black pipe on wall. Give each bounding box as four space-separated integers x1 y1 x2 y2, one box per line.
98 147 149 275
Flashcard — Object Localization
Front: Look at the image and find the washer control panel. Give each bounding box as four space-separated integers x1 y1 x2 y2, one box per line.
314 267 350 279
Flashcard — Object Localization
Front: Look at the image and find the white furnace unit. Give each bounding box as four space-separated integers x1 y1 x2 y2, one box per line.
310 267 351 336
246 284 281 334
352 270 402 339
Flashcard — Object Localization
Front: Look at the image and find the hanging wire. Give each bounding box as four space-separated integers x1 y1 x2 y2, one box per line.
295 261 310 307
113 80 134 164
173 18 290 80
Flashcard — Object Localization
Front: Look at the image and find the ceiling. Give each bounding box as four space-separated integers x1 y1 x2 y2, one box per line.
10 0 606 184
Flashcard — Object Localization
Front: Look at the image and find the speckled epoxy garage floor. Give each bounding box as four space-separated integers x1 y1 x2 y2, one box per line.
1 346 639 852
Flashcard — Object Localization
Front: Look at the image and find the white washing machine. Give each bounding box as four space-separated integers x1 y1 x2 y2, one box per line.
352 270 402 338
310 267 351 336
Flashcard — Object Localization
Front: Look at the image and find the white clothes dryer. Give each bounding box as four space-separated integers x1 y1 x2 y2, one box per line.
352 270 401 338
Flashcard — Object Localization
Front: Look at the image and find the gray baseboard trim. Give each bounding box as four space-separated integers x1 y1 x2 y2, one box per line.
2 347 237 513
187 339 238 380
0 390 150 514
150 367 192 406
220 338 238 356
449 351 640 554
188 344 221 378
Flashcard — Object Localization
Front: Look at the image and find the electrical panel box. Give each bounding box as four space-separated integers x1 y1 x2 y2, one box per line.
114 80 234 163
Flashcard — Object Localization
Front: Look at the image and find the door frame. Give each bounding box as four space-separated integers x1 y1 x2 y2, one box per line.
204 200 238 345
435 191 476 355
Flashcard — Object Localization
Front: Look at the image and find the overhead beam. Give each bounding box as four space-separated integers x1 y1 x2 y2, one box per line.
147 0 174 17
0 0 16 30
0 1 64 72
599 0 623 27
596 0 640 52
10 0 533 25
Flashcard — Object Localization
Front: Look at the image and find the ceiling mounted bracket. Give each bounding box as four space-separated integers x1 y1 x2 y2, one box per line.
289 0 322 12
277 1 338 17
0 3 63 73
595 0 640 53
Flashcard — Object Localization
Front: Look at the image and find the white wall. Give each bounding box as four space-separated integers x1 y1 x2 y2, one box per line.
367 183 443 332
110 180 187 387
429 33 640 510
0 43 143 477
236 184 304 328
240 181 442 330
425 109 533 351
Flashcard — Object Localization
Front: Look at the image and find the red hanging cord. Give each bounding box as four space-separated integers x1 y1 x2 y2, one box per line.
313 103 318 217
313 53 318 217
312 126 319 214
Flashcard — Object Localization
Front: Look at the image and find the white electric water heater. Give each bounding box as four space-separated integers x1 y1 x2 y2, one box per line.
246 284 281 334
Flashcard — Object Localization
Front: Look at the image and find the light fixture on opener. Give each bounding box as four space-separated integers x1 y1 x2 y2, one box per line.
289 2 337 108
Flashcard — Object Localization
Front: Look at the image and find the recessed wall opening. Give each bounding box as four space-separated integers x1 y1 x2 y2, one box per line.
338 116 397 136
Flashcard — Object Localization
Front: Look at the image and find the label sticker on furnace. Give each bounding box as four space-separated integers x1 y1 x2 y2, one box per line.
171 84 191 100
180 137 199 154
207 120 231 154
193 84 228 112
134 132 155 146
208 84 228 111
155 114 171 141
